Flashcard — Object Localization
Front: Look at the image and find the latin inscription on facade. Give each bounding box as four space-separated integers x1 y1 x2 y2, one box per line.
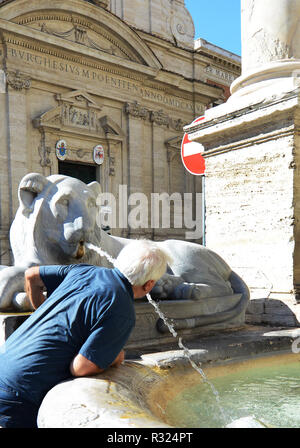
8 47 204 114
205 65 235 83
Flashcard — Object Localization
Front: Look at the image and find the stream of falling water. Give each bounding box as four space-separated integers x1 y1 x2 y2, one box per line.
86 242 229 425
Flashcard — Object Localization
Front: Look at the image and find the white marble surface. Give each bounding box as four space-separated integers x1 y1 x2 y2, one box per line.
232 0 300 97
242 0 300 73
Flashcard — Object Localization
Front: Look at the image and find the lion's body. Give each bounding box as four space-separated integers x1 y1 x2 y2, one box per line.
0 173 239 311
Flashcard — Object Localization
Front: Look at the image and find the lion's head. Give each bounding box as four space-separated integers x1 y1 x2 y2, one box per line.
10 172 103 267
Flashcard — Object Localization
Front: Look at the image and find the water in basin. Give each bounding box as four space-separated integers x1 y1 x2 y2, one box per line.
164 354 300 428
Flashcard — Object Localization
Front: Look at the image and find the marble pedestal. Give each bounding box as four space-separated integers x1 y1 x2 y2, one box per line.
0 293 247 349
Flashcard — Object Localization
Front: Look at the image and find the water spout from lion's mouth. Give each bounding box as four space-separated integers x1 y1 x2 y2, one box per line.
75 241 85 259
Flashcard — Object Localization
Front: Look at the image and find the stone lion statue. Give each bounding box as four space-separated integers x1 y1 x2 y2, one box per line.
0 173 249 319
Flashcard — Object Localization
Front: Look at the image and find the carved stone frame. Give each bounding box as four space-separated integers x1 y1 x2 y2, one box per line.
33 90 125 186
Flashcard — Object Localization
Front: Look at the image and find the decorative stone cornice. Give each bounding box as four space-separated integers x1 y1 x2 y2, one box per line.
125 101 188 131
124 101 149 120
150 109 170 127
6 70 31 91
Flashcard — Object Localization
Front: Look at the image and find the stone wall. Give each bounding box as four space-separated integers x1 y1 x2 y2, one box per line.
186 91 300 327
205 129 295 296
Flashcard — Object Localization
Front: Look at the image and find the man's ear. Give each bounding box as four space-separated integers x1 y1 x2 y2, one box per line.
143 279 156 292
18 172 51 216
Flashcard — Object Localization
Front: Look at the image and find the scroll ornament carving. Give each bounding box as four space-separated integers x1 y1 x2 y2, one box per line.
6 70 31 91
124 101 149 120
150 109 170 127
170 118 185 131
125 101 187 131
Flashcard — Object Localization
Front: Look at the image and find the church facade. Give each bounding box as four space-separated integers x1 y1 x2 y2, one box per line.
0 0 240 265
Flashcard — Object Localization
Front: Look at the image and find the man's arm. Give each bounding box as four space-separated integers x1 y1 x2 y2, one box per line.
24 266 46 310
70 350 125 377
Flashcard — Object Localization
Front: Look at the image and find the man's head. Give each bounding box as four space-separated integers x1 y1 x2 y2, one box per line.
114 239 171 298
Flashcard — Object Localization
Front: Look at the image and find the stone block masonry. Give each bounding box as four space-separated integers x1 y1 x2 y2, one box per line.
205 130 295 296
187 91 300 327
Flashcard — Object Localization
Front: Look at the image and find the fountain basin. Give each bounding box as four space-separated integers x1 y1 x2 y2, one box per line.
37 326 300 428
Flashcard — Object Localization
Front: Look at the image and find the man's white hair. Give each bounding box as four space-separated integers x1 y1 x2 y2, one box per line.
114 239 172 286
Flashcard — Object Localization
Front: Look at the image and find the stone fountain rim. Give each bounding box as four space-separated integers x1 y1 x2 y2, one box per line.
37 325 300 428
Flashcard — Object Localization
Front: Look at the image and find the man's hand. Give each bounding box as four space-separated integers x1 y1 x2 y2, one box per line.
24 267 46 310
70 350 125 377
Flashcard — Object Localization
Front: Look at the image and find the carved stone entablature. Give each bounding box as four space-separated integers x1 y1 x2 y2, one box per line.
6 70 31 91
124 101 187 131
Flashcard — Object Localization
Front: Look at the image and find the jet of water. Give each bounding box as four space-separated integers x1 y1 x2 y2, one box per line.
87 241 229 425
86 243 116 266
146 293 178 339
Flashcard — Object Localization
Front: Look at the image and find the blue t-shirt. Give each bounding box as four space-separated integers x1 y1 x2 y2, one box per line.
0 265 135 406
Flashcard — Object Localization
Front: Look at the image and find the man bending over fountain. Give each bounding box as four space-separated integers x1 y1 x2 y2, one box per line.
0 240 170 428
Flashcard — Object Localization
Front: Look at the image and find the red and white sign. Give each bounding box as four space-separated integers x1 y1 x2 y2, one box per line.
181 116 205 175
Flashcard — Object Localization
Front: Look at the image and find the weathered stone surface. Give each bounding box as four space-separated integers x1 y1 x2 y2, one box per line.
240 0 300 73
231 0 300 103
186 91 300 328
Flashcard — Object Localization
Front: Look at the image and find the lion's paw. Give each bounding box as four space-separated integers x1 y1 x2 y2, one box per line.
173 282 215 300
12 293 34 312
151 273 183 299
